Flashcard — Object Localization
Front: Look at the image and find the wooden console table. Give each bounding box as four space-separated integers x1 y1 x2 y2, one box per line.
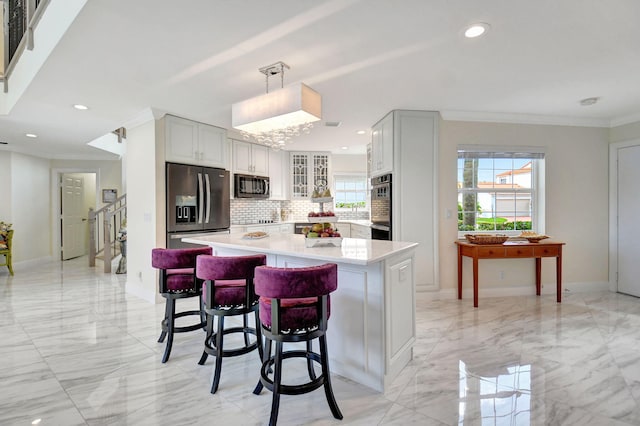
455 240 565 307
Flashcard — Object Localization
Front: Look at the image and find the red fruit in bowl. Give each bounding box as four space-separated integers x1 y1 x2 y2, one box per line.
333 232 341 237
320 232 330 238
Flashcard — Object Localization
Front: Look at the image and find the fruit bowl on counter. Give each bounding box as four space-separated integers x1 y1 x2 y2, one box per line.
307 211 337 223
302 222 343 247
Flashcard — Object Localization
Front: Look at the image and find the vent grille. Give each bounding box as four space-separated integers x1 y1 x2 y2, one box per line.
325 121 342 127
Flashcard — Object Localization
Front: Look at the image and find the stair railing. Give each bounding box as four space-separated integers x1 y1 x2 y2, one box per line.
89 194 126 273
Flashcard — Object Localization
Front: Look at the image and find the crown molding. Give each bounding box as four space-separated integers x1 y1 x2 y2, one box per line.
440 110 610 128
610 112 640 128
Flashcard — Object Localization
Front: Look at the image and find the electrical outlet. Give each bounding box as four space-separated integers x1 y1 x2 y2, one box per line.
499 271 504 280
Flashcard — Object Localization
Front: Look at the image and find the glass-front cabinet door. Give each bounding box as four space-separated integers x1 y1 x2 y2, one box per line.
290 152 331 199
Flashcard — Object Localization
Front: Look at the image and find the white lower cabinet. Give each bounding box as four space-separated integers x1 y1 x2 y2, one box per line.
350 224 371 239
336 223 351 237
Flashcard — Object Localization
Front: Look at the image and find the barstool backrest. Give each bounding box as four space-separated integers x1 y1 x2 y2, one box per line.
152 247 212 293
196 254 267 309
196 254 267 281
254 263 338 334
254 264 338 299
152 246 212 270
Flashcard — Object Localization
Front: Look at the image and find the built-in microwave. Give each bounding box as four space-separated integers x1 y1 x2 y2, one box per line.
234 174 270 198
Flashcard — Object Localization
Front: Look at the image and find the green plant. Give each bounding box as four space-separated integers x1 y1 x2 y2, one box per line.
336 201 366 209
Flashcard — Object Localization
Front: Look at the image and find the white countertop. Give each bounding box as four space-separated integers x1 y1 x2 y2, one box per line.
183 233 417 266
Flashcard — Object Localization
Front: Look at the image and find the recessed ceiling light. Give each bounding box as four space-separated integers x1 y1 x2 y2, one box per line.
73 104 89 110
579 97 600 106
25 133 38 138
341 146 349 150
464 23 490 38
356 130 366 135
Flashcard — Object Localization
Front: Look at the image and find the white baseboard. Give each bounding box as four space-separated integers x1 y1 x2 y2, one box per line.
125 281 159 304
12 255 54 271
417 281 611 302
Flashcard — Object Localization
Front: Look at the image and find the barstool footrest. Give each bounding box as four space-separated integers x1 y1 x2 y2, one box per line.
202 326 259 357
258 350 325 395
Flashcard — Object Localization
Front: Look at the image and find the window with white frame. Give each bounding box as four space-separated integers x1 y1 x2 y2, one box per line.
457 147 545 236
333 174 368 210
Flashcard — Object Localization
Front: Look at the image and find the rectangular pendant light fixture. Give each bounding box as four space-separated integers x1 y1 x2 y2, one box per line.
232 82 322 135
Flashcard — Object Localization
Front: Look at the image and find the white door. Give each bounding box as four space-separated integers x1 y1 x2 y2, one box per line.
617 145 640 296
62 175 87 260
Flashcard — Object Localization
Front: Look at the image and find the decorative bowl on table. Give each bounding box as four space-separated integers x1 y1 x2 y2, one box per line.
518 231 550 243
464 234 509 245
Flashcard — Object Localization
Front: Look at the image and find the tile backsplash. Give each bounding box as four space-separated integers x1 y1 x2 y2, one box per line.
230 199 369 224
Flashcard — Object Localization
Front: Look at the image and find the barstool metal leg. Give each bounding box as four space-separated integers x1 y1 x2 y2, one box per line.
198 311 214 365
306 340 316 380
269 340 284 426
210 316 225 394
319 334 343 420
157 300 170 343
253 335 271 395
161 298 176 363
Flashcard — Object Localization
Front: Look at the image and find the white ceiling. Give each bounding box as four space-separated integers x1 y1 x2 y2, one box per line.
2 0 640 159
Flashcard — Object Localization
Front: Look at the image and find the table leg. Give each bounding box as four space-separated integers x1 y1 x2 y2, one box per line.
472 257 479 308
556 248 562 303
535 258 542 296
457 246 463 300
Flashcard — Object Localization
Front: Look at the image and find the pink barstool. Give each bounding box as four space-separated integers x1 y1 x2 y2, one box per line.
252 263 343 425
151 246 211 363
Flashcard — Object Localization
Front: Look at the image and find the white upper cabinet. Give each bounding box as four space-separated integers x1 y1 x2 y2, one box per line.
232 140 269 176
164 114 228 169
370 112 393 177
268 149 289 200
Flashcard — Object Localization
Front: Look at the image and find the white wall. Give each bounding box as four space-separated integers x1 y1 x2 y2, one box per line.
332 154 367 173
439 121 610 296
125 119 163 303
11 152 51 262
0 152 12 222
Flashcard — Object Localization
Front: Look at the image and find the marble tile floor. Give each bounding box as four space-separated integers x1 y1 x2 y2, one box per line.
2 257 640 425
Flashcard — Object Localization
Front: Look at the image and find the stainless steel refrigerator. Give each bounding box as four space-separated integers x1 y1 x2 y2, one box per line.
166 162 230 248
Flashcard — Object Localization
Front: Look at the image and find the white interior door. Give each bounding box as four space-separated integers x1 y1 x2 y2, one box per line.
62 175 87 260
617 145 640 297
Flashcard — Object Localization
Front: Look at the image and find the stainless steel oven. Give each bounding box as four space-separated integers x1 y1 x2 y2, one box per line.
370 174 391 240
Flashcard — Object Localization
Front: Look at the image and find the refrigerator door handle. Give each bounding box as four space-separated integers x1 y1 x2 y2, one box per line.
204 173 211 224
197 173 204 224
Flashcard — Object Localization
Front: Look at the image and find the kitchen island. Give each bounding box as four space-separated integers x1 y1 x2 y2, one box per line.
183 233 418 392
